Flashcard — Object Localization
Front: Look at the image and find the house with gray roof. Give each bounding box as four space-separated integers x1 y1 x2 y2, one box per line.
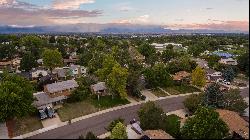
33 92 67 109
90 82 108 97
44 80 79 98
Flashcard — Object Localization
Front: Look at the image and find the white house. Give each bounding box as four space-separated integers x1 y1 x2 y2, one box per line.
31 68 48 79
69 65 87 76
219 58 238 65
151 43 183 53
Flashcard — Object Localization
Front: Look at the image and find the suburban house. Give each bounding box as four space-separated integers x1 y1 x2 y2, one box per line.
33 92 67 109
30 67 48 80
37 59 43 65
90 82 107 99
52 67 70 81
211 51 233 58
44 80 79 98
219 58 238 65
172 71 191 83
192 58 209 69
63 58 79 66
151 43 183 53
216 109 249 139
143 130 174 139
0 60 12 70
205 68 223 83
69 65 87 77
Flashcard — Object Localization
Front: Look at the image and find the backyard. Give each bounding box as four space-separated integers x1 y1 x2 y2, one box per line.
57 96 130 122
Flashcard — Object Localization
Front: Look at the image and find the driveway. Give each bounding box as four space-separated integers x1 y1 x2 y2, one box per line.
28 95 187 139
141 90 158 101
41 113 62 128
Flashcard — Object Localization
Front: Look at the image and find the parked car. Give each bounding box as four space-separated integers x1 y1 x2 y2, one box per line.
39 109 48 120
133 90 146 100
45 106 55 118
223 80 231 85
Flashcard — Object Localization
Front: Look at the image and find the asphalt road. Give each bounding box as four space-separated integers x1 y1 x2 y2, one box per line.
28 96 187 139
240 88 249 98
28 88 249 139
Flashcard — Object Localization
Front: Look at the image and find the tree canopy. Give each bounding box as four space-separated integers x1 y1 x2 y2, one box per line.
20 52 38 72
191 66 206 87
0 73 35 122
181 106 229 139
138 101 165 130
110 122 128 139
42 49 63 71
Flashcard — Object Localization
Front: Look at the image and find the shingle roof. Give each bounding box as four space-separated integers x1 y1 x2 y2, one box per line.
33 92 66 107
91 82 107 92
216 109 249 139
144 130 174 139
45 80 78 93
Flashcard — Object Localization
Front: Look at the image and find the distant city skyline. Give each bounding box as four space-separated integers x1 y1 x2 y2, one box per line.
0 0 249 32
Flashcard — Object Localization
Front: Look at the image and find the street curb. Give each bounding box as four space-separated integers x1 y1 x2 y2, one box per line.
11 92 200 139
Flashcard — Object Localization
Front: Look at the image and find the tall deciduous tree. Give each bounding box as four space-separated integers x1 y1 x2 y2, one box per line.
110 122 128 139
42 49 63 72
143 63 173 88
0 73 34 122
107 64 128 99
181 106 229 139
191 66 206 87
183 93 203 114
138 101 165 130
224 89 248 115
237 52 249 76
20 52 38 72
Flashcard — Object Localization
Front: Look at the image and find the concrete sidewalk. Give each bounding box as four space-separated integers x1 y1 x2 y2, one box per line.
12 92 200 139
0 122 9 139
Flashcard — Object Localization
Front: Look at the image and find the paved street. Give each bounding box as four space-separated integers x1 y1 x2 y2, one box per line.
28 95 187 139
240 88 249 98
27 88 249 139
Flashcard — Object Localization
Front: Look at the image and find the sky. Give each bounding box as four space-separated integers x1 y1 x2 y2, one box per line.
0 0 249 31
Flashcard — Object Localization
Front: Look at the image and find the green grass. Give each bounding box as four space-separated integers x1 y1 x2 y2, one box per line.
12 115 43 137
57 96 130 122
172 85 201 93
163 85 201 95
151 88 169 97
90 95 130 109
57 100 98 122
163 87 180 95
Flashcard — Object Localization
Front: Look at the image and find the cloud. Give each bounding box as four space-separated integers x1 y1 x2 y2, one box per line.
167 20 249 31
115 15 150 24
52 0 95 10
0 0 101 26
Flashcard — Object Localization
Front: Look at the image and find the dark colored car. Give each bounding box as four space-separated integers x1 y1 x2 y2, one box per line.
133 89 146 100
45 106 55 118
39 109 48 120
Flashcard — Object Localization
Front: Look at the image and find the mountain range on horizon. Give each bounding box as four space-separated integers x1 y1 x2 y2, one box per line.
0 24 248 34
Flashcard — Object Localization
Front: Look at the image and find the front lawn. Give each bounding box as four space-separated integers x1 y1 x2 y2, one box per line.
151 88 169 97
172 84 201 93
57 96 130 122
163 85 201 95
57 100 98 122
10 115 43 137
90 95 130 109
